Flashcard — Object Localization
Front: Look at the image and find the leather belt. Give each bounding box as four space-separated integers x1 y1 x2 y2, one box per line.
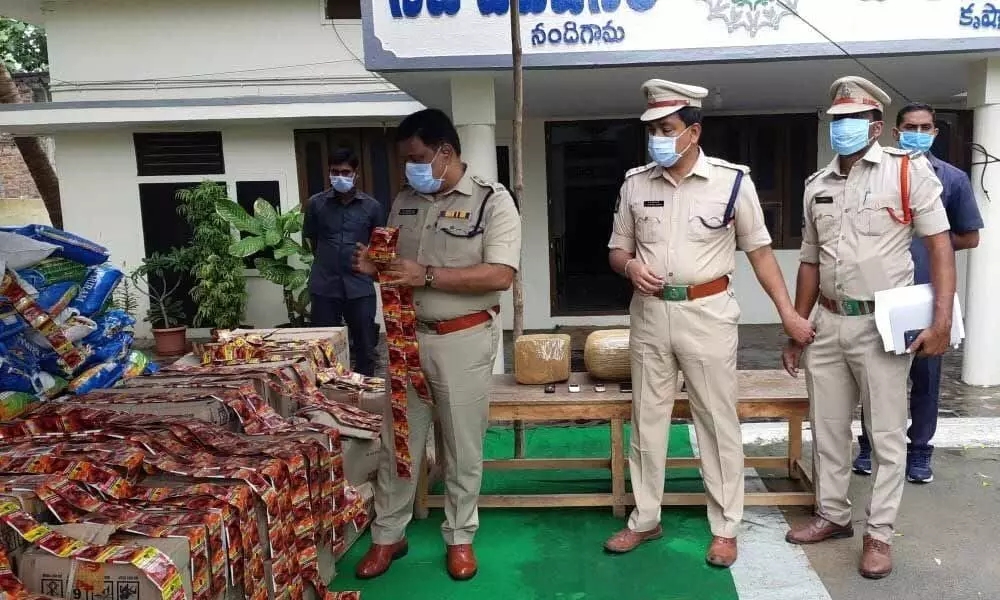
423 305 499 335
819 294 876 316
662 276 729 302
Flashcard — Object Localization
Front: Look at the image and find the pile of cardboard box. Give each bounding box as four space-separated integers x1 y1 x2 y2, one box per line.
0 327 385 600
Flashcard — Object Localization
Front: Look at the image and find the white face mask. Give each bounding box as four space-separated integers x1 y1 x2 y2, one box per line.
648 127 692 168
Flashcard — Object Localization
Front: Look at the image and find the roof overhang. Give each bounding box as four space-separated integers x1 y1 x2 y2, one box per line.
0 92 425 135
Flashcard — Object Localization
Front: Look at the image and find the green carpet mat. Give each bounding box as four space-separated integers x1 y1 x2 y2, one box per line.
331 424 739 599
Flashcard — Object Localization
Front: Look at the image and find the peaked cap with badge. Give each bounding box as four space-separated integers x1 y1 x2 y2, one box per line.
827 76 892 116
640 79 709 122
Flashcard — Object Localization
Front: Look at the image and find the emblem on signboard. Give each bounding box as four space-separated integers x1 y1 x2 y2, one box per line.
699 0 799 37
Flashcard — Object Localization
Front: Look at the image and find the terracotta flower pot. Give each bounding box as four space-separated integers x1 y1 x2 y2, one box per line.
152 326 188 357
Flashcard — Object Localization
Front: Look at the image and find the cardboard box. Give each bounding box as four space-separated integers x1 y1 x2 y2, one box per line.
302 409 380 486
320 387 387 416
18 524 195 600
227 328 349 370
60 390 239 431
335 482 374 561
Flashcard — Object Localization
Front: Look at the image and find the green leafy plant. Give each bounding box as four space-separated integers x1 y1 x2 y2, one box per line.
109 261 140 319
174 182 248 329
217 198 313 326
132 253 186 329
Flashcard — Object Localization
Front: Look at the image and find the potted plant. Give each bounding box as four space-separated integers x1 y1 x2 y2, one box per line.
175 182 249 334
132 253 188 356
217 198 312 327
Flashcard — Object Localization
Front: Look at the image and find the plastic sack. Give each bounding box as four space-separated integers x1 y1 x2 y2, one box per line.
0 303 27 341
28 313 96 347
121 350 151 380
0 356 37 393
69 264 123 316
144 360 161 375
86 332 133 366
583 329 631 381
0 230 58 270
36 281 80 316
84 309 136 344
513 334 571 385
67 360 126 394
4 225 109 266
0 391 39 420
17 256 90 289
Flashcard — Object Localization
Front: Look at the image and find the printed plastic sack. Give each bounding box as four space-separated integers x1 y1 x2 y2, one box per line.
27 313 96 346
0 391 39 420
121 350 151 380
69 264 123 316
0 355 37 393
0 230 58 270
17 256 90 288
36 281 79 316
67 360 126 394
84 331 133 366
4 225 109 266
84 309 136 344
0 303 26 341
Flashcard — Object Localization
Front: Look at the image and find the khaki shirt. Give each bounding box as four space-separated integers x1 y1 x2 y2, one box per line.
608 150 772 286
800 143 950 301
388 167 521 322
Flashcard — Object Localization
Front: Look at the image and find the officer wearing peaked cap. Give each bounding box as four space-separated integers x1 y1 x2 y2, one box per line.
604 79 815 566
783 76 956 580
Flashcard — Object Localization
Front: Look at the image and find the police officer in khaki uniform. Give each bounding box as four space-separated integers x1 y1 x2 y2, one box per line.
605 80 815 567
351 108 522 581
783 77 955 579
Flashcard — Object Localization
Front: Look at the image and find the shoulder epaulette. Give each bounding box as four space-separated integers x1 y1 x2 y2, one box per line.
804 169 825 186
705 156 751 174
471 175 507 194
625 162 657 179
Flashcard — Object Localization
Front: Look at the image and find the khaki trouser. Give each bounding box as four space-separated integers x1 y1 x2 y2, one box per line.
627 289 744 538
371 317 500 546
804 307 911 544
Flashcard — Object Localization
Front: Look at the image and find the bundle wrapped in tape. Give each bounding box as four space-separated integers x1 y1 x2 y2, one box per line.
583 329 630 381
514 334 571 385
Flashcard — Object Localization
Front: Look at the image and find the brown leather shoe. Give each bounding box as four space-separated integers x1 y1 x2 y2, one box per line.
603 525 663 554
705 536 737 568
785 516 854 545
446 544 478 580
355 540 408 579
860 535 893 579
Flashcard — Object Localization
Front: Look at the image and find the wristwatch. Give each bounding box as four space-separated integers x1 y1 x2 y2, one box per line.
424 266 435 288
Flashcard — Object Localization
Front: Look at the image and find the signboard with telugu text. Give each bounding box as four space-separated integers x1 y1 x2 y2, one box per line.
363 0 1000 70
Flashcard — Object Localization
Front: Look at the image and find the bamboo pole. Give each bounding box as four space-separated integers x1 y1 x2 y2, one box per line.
509 0 527 458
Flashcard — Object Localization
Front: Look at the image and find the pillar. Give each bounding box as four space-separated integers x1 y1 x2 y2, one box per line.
962 59 1000 386
450 75 506 375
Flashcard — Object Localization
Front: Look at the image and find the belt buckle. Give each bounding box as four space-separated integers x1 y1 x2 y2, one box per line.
663 285 688 302
840 299 861 316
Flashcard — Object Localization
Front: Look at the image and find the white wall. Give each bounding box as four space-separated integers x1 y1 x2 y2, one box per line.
55 123 307 337
43 0 386 102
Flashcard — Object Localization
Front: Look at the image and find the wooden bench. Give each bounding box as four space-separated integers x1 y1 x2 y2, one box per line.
415 369 812 519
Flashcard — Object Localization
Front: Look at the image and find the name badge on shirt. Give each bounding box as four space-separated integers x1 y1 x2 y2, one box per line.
439 210 471 219
815 196 834 204
398 208 419 215
643 201 665 207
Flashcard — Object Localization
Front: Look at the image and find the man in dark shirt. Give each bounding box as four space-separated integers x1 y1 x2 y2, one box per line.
303 148 386 376
853 103 984 483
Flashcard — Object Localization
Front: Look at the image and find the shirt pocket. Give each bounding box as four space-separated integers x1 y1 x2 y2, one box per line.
436 220 485 267
858 193 902 237
687 199 732 242
813 204 841 243
635 213 665 243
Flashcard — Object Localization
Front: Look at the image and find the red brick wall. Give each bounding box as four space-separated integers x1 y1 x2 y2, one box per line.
0 81 42 199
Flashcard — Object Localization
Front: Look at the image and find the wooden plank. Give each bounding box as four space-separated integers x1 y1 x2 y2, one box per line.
425 493 615 509
485 458 609 470
610 417 627 518
788 415 803 479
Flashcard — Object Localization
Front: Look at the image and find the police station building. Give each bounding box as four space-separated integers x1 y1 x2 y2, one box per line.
363 0 1000 386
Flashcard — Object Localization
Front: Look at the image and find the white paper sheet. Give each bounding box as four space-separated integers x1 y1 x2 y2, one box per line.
873 284 965 354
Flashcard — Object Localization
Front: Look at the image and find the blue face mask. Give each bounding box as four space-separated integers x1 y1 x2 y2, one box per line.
405 150 446 194
899 131 935 154
330 175 355 193
648 129 691 168
830 118 874 156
